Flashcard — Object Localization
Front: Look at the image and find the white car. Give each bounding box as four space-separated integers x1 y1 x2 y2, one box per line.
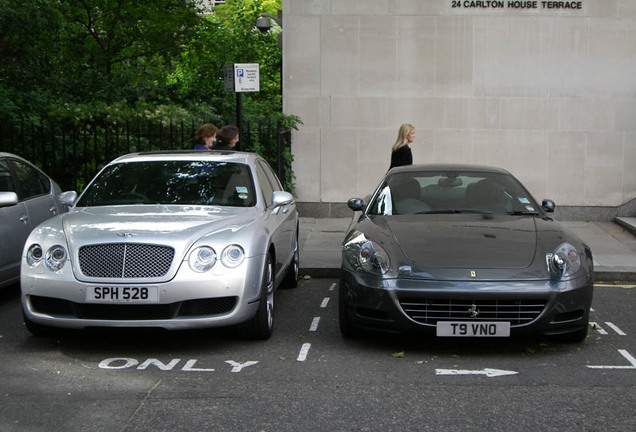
21 150 299 339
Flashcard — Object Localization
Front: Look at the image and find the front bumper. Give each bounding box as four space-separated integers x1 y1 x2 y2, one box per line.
21 255 267 330
339 269 593 338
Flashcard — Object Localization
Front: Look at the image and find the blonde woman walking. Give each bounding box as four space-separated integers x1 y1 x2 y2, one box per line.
389 124 415 170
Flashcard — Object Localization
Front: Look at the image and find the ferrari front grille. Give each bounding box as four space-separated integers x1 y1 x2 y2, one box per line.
399 298 546 327
78 243 175 278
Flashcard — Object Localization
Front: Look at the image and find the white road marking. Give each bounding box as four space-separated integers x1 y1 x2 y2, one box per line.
309 317 320 332
587 349 636 370
329 283 336 291
605 322 627 336
320 297 330 308
225 360 259 373
590 322 608 335
297 343 311 362
436 368 518 378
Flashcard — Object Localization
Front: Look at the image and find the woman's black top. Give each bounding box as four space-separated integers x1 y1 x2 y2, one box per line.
389 145 412 169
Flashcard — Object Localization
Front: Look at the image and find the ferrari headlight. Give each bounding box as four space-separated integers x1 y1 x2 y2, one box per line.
343 232 391 275
189 246 217 272
221 245 244 268
547 242 581 278
45 245 68 271
26 244 44 267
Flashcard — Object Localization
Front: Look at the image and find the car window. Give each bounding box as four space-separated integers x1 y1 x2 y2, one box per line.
0 160 16 193
76 160 256 207
255 163 275 208
368 171 540 216
11 159 50 200
258 160 283 191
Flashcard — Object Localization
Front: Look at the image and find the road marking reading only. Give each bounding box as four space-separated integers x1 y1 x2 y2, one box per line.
587 349 636 370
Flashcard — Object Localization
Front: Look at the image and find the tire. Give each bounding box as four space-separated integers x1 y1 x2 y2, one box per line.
242 253 275 340
23 312 54 337
549 323 589 343
338 282 360 338
282 232 299 289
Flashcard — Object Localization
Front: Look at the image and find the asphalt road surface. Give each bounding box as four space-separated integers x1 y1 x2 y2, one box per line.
1 279 635 432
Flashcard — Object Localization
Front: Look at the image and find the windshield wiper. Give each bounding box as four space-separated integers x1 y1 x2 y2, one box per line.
508 210 539 216
415 209 492 215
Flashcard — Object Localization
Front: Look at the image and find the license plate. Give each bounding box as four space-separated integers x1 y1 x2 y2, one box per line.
436 321 510 337
86 286 159 303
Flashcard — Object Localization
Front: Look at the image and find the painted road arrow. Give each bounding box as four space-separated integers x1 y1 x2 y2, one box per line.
436 368 518 378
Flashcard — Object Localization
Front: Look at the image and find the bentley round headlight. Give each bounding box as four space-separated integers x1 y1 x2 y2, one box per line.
189 246 217 272
26 244 43 267
45 245 67 271
221 245 244 268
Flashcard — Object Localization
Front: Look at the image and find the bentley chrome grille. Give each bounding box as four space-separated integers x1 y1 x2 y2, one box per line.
399 298 546 327
79 243 175 278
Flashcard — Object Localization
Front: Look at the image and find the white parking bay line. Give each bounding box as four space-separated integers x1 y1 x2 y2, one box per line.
590 322 608 335
297 343 311 362
605 322 627 336
309 317 320 332
320 298 330 308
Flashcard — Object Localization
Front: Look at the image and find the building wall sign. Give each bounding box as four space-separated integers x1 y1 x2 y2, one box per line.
450 1 583 9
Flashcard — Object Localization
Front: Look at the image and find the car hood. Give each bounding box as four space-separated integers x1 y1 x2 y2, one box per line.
63 205 259 251
384 214 537 269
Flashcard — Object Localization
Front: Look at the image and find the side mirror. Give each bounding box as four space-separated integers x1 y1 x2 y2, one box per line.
347 198 365 212
272 191 294 207
541 199 555 213
0 191 18 208
59 191 78 207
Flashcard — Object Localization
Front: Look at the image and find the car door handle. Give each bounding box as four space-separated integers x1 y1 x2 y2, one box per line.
282 208 288 214
49 206 58 214
20 216 29 224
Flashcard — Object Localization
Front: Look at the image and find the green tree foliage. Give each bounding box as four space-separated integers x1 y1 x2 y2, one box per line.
1 0 299 190
174 0 285 121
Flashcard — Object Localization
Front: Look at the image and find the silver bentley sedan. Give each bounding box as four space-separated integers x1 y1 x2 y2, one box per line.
21 150 299 339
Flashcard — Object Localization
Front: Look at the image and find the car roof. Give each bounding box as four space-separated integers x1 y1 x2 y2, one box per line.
109 150 262 165
0 152 32 163
388 164 512 175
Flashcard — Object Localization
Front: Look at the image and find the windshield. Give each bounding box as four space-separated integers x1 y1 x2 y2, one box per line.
368 171 540 216
77 160 256 207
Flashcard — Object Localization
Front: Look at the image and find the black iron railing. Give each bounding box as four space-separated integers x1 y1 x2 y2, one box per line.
0 118 293 192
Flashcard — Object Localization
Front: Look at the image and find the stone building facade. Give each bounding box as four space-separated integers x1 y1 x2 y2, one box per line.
282 0 636 219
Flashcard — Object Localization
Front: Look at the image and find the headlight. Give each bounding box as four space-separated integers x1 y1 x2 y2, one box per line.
45 245 68 271
547 242 581 278
221 245 244 268
26 244 44 267
343 232 391 275
189 246 217 272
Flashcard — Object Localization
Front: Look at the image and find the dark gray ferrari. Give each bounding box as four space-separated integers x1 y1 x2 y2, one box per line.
340 164 593 342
